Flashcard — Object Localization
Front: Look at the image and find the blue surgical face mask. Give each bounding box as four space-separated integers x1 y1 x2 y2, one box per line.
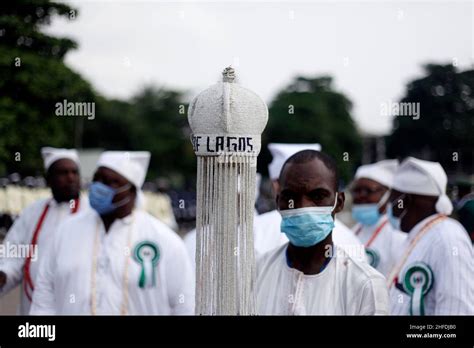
387 194 406 230
279 194 338 248
89 181 132 216
352 191 389 226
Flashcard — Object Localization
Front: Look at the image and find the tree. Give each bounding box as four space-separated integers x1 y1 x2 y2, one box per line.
128 87 195 182
260 76 362 183
386 64 474 175
81 87 196 185
0 1 95 176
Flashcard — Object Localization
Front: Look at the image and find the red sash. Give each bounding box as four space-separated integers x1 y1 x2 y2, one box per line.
23 198 80 302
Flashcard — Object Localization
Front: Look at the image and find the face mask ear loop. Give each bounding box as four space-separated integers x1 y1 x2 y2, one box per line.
115 183 132 194
398 207 408 222
113 196 132 209
398 193 408 222
111 183 133 209
331 192 339 212
377 190 390 208
392 193 407 220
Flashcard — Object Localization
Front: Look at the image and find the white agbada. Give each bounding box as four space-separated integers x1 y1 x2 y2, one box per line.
30 209 194 315
256 243 389 315
352 216 406 276
0 197 88 315
0 147 85 315
253 210 368 261
389 215 474 315
388 157 474 315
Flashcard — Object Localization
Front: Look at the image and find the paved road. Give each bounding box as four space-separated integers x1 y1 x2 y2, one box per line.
0 287 20 314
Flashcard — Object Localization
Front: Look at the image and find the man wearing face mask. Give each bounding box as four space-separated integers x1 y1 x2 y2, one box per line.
256 150 389 315
254 143 367 261
386 157 474 315
30 151 194 315
351 160 406 276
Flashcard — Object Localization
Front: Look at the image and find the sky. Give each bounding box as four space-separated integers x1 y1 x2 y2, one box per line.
46 0 474 135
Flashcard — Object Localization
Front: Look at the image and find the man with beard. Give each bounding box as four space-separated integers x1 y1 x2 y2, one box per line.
0 147 88 314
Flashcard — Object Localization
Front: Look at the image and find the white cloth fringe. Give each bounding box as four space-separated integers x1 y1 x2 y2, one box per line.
195 154 257 315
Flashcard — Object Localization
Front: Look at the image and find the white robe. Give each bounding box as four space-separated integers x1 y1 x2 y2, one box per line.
389 215 474 315
256 244 389 315
352 216 406 276
253 209 368 261
30 209 194 315
0 197 89 315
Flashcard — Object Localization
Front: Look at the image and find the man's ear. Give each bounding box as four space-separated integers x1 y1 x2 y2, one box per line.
334 191 345 214
45 171 52 188
404 193 414 210
271 180 280 197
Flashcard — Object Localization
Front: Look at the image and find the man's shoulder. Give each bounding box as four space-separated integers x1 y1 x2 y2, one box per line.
20 197 50 217
333 219 364 247
254 209 280 225
53 209 96 240
62 207 95 224
256 243 287 277
334 245 386 284
134 210 184 248
428 216 471 247
183 228 195 246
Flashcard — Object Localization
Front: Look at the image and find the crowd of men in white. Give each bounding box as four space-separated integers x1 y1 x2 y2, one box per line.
0 144 472 315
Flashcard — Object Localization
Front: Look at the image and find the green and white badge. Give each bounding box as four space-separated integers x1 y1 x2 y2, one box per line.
365 248 380 268
133 241 160 288
402 262 434 316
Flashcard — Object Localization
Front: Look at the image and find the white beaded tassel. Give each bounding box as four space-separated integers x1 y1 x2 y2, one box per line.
195 154 257 315
191 67 267 316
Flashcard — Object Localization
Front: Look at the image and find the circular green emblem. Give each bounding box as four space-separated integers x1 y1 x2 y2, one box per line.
402 262 434 316
133 241 160 288
365 248 380 268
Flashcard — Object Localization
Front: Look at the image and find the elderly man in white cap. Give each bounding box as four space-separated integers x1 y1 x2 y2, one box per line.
350 160 406 276
30 151 194 315
253 143 367 261
386 157 474 315
0 147 87 314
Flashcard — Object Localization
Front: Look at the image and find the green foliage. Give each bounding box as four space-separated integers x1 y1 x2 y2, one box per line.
0 0 95 175
128 87 195 180
82 87 196 184
387 64 474 174
260 76 362 183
